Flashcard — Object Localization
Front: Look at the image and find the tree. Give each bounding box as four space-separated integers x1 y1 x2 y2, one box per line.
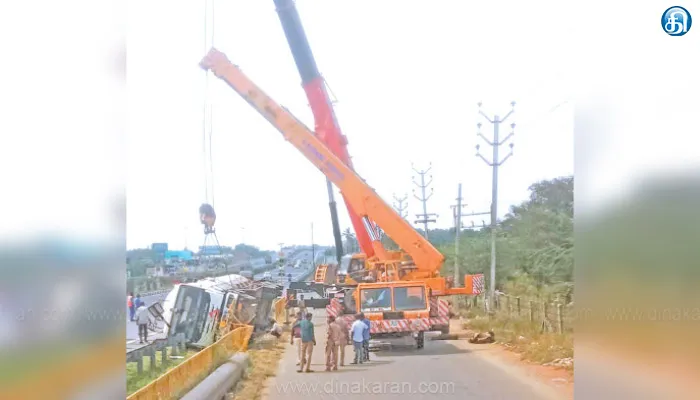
439 175 574 301
342 228 358 253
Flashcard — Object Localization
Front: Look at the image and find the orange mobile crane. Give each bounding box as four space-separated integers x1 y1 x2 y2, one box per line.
200 49 484 348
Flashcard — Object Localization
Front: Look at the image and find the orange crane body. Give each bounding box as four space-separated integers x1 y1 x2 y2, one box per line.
199 49 485 346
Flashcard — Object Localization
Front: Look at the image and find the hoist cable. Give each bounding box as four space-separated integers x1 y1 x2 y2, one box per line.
208 0 216 208
202 0 211 205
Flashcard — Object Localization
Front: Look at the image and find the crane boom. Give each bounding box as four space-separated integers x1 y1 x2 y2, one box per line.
272 0 383 259
200 49 444 276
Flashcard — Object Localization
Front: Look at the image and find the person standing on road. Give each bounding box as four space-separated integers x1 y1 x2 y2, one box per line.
350 313 367 364
325 316 343 371
134 294 142 309
290 311 303 366
134 301 149 344
335 316 349 367
298 313 316 373
127 292 135 321
297 294 306 317
360 312 371 361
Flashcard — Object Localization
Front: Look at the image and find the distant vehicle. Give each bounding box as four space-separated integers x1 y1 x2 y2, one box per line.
262 271 272 280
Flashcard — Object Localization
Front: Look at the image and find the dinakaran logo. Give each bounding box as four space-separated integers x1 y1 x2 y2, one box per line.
662 6 692 36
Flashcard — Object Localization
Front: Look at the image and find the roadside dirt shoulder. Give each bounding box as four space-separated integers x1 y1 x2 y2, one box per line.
449 320 573 400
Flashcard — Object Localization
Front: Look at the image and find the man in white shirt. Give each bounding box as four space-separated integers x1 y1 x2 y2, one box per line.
134 302 150 344
349 313 367 364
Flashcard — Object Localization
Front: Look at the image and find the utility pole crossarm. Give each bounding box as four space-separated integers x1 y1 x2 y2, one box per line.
478 110 494 123
462 210 489 217
500 109 514 122
497 132 514 146
478 133 494 146
497 152 513 166
477 153 494 166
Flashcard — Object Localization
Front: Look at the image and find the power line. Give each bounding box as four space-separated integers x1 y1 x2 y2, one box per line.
411 163 437 239
475 101 516 311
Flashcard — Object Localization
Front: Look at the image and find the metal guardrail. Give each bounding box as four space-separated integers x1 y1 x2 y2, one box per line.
126 333 187 372
127 325 254 400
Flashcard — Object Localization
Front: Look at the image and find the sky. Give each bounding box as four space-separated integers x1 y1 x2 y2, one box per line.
0 1 696 251
126 0 575 251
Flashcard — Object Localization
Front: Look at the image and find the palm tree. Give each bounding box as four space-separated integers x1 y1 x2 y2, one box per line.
342 228 357 253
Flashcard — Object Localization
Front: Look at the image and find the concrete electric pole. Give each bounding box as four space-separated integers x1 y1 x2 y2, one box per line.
476 101 516 311
311 222 315 268
392 193 409 219
451 184 467 285
412 163 437 239
450 183 489 285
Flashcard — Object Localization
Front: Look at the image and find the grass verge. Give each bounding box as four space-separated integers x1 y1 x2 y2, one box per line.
462 311 573 370
126 347 198 395
231 333 287 400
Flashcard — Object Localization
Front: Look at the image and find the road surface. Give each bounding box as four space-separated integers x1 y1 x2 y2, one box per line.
265 310 564 400
125 255 316 344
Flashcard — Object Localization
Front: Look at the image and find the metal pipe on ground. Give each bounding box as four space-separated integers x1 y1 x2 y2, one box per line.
180 353 250 400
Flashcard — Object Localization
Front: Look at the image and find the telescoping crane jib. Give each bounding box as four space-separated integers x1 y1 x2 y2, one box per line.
272 0 384 262
199 49 481 298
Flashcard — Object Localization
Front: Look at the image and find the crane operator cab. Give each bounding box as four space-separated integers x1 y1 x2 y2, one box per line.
337 254 366 284
344 281 431 348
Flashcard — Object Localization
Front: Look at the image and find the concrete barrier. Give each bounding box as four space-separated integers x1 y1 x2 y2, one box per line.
180 353 250 400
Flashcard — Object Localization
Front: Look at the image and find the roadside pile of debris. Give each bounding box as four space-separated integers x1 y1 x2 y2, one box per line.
543 357 574 368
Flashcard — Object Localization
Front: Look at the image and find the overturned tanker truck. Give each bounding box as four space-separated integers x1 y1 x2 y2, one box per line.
157 273 282 349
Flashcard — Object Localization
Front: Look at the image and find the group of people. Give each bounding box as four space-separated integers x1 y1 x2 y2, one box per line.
127 292 150 344
289 311 371 373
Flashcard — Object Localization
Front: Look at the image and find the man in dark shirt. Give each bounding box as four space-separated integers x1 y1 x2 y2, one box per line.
298 313 316 373
361 313 371 361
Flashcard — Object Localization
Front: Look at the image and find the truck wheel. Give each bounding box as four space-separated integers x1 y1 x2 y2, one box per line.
416 331 424 349
440 325 450 335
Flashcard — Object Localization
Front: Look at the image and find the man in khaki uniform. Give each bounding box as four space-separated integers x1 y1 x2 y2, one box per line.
290 312 303 366
325 316 343 371
334 316 349 366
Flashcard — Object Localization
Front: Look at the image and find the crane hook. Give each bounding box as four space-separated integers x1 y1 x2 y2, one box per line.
199 203 217 234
